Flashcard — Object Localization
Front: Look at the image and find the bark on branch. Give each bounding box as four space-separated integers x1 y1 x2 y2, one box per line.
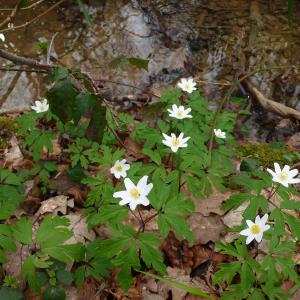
243 79 300 120
0 48 54 70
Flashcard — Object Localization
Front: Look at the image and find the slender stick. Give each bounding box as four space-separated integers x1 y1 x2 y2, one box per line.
0 0 66 34
0 0 22 29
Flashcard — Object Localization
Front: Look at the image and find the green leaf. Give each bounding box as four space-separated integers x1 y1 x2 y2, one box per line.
142 148 161 165
117 264 132 291
22 256 40 292
0 225 16 258
43 286 66 300
47 78 78 123
0 287 25 300
75 0 94 27
12 218 32 245
215 242 239 257
241 262 255 296
288 0 294 26
36 216 72 248
56 270 73 285
48 67 69 82
140 271 211 299
213 261 241 285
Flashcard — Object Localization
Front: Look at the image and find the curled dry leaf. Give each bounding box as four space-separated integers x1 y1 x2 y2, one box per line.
152 267 211 300
3 135 23 169
162 232 213 273
65 213 95 244
35 195 74 216
192 190 233 216
188 213 225 244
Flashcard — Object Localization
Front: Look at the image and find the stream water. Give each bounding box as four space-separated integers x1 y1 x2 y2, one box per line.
0 0 299 139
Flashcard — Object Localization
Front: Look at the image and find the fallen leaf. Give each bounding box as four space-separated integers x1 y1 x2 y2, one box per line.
35 195 74 216
288 133 300 151
188 213 225 244
3 242 31 290
222 201 248 228
3 136 23 169
65 213 96 244
192 190 233 216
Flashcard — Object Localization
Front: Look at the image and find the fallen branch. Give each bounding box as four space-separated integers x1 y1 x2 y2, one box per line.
0 0 66 34
0 0 22 29
0 48 54 70
243 79 300 120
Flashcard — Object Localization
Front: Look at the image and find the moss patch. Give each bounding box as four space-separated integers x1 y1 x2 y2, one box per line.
238 143 298 168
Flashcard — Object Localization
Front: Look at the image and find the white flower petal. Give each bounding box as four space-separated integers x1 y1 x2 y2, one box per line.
259 214 268 226
246 220 254 227
246 235 255 245
124 178 136 191
274 163 281 174
254 232 263 243
240 228 251 236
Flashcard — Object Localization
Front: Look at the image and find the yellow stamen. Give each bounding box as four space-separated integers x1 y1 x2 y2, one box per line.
176 111 183 117
130 188 140 199
279 172 288 181
250 224 261 234
171 138 180 146
116 165 123 172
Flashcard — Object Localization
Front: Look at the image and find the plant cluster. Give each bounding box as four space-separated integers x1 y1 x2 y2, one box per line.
0 67 299 299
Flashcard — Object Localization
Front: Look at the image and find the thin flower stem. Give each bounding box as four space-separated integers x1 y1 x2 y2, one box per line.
137 206 145 232
130 209 140 223
266 185 280 209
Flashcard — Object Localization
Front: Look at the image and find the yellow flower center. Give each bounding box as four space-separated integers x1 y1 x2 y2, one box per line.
184 84 190 90
250 224 261 234
130 188 140 199
279 172 288 181
171 138 180 146
176 111 183 117
116 165 123 172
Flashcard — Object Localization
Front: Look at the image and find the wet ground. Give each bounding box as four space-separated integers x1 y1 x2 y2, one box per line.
0 0 299 139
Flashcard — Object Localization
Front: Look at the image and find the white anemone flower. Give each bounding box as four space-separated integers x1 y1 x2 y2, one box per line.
0 34 5 42
113 176 153 210
214 128 226 139
31 98 49 113
162 132 190 153
167 104 192 120
110 159 130 179
240 214 270 245
177 78 197 93
267 163 300 188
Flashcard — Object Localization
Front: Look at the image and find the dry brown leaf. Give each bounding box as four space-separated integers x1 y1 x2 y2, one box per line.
35 195 74 216
222 201 248 228
3 135 23 169
288 133 300 151
188 213 225 244
3 242 31 290
65 213 96 244
124 208 159 232
192 190 233 216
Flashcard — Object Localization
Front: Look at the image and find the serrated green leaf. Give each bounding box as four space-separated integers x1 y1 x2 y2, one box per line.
12 218 32 245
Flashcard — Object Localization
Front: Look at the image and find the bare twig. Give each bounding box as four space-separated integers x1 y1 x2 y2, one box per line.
0 0 45 11
0 67 48 73
47 32 58 64
0 0 22 29
243 79 300 120
0 48 54 70
0 0 66 34
207 64 300 166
